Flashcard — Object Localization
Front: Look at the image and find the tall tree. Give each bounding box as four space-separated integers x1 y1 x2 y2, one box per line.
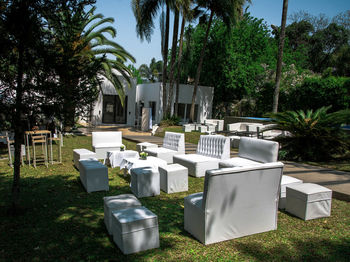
132 0 172 116
189 0 247 122
272 0 288 113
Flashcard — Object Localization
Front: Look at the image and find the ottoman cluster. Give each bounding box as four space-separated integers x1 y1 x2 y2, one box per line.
279 175 332 220
104 194 159 254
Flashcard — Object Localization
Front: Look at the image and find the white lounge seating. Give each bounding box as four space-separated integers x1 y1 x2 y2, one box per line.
144 131 185 164
73 148 97 170
183 124 195 132
226 122 251 133
204 119 224 131
184 162 284 245
279 175 303 210
219 137 279 168
92 131 125 159
130 167 160 198
79 159 109 193
173 135 230 177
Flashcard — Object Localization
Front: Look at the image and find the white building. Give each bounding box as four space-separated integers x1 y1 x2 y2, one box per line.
89 78 214 127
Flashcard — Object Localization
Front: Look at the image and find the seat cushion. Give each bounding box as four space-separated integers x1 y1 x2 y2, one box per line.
219 157 261 168
173 154 219 177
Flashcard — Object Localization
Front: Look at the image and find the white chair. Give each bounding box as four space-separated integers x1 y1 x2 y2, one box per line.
92 131 124 159
219 137 279 168
184 162 284 245
144 131 185 164
173 135 230 177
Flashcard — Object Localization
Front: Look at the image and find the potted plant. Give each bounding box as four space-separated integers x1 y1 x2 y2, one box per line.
120 145 125 151
140 152 148 160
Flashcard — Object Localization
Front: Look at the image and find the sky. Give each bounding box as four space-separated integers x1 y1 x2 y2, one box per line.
94 0 350 68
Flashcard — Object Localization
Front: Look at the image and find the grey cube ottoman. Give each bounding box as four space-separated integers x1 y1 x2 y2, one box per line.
286 183 332 220
73 149 97 170
159 164 188 193
130 167 160 198
279 175 303 210
104 194 142 235
112 206 159 254
136 142 158 153
79 159 109 193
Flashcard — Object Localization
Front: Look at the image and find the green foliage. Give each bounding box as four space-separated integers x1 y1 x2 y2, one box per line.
287 77 350 112
160 114 181 126
268 107 350 161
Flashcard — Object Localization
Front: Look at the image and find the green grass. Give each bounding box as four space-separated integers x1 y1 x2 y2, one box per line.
1 135 350 261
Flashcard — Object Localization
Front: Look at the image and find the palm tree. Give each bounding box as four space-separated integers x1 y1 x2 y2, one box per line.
49 6 135 127
272 0 288 113
189 0 248 122
132 0 172 115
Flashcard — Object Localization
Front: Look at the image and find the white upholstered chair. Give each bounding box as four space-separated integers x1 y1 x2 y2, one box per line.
92 131 124 159
184 162 284 245
219 137 279 168
144 131 185 164
173 135 230 177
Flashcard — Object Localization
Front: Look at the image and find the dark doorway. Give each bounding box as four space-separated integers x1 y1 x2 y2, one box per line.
102 95 127 124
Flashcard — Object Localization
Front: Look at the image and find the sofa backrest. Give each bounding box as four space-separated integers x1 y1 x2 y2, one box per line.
162 131 185 153
196 135 230 160
92 131 122 147
201 162 283 241
238 137 279 163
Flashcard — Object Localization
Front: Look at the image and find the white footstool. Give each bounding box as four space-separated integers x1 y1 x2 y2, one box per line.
79 159 109 193
130 167 160 198
104 194 142 235
286 183 332 220
111 206 159 254
279 175 303 210
136 142 158 153
159 164 188 193
73 149 97 170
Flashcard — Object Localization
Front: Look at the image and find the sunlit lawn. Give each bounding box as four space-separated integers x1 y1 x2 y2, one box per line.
0 135 349 261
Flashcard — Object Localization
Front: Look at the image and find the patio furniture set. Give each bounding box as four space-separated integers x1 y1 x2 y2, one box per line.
182 119 224 134
73 130 333 254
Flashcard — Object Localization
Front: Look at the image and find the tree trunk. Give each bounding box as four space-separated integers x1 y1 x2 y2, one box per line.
189 11 213 123
166 8 180 116
273 0 288 113
161 4 170 117
11 44 24 215
175 16 186 117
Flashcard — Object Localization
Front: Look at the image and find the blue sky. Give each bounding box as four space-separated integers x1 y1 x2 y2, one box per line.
94 0 350 67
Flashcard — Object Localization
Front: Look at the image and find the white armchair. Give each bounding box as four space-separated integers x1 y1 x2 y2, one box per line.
219 137 279 168
173 135 230 177
144 131 185 164
92 131 124 159
184 162 284 245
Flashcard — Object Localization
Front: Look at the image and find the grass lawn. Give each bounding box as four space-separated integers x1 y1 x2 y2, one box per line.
0 135 350 261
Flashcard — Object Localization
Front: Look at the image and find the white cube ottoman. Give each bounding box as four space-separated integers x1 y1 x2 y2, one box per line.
73 149 97 170
136 142 158 153
159 164 188 193
183 124 195 132
286 183 332 220
130 167 160 198
104 194 142 235
279 175 303 210
198 125 208 133
111 206 159 254
79 159 109 193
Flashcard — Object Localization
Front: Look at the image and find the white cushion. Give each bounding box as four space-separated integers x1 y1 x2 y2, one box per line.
219 157 261 168
93 142 124 149
173 154 219 178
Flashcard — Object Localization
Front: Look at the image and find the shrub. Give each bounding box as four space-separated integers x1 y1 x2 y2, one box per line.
160 114 181 127
267 107 350 161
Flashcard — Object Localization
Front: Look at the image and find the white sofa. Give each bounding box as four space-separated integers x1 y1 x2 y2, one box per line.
184 162 284 245
173 135 230 177
226 122 251 133
144 131 185 164
204 119 224 132
219 137 279 168
92 131 124 159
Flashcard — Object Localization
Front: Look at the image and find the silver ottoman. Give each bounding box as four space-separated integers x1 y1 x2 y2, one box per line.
159 164 188 193
279 175 303 210
79 159 109 193
286 183 332 220
104 194 142 235
136 142 158 153
130 167 160 198
112 206 159 254
73 149 97 170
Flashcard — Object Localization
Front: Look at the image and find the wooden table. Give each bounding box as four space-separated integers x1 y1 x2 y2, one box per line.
25 130 53 166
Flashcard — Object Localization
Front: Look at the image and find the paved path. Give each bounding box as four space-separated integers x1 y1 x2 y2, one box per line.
78 126 350 201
